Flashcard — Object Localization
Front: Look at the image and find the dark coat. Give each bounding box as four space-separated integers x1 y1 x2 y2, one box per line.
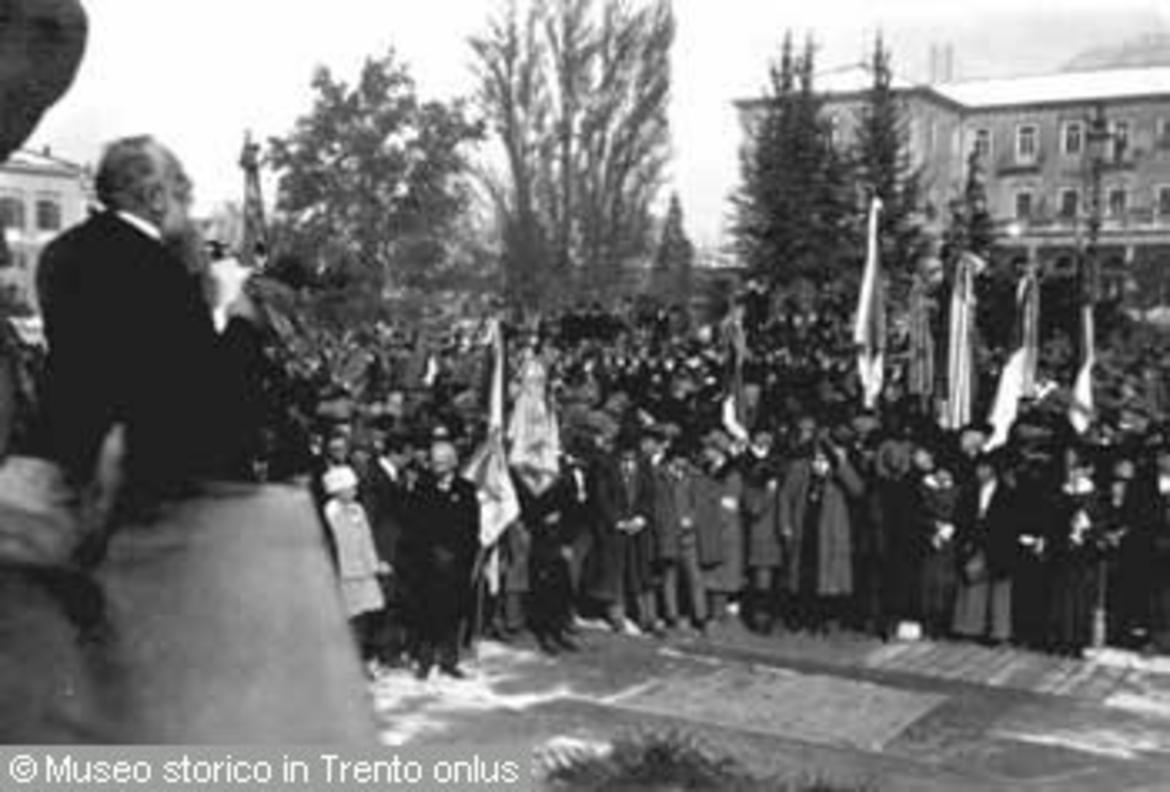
401 475 480 624
360 460 413 567
586 454 656 603
649 459 682 562
954 477 1018 581
695 467 744 593
778 455 863 596
742 454 783 568
38 211 262 490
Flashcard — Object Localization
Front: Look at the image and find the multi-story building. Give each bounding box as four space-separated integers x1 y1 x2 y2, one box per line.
738 64 1170 304
0 148 91 310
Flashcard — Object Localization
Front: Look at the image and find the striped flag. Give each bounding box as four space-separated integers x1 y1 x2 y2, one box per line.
854 197 885 409
463 318 520 594
721 304 749 442
985 265 1040 449
507 350 562 496
907 276 935 408
1069 299 1096 434
943 252 983 430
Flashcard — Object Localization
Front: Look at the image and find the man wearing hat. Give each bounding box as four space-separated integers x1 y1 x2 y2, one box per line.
952 449 1016 644
588 429 657 634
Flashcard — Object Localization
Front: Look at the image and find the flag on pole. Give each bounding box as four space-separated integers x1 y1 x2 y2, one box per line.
721 304 749 442
463 318 520 595
1069 299 1096 434
944 252 983 430
507 341 561 496
854 197 885 409
907 276 935 407
985 265 1040 449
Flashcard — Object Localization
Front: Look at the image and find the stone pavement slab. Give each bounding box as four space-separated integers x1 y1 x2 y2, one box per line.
371 629 1170 790
606 659 946 751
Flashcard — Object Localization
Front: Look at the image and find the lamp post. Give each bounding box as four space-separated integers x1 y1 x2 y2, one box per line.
1084 104 1112 305
1083 105 1113 652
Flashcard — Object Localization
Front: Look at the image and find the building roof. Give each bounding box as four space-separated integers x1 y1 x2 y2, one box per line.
735 63 957 111
2 148 86 179
934 66 1170 110
814 64 919 95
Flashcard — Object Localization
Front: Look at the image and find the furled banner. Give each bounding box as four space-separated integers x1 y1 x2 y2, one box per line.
854 197 885 409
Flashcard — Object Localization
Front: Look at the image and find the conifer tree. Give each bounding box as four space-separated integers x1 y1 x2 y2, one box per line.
651 192 694 304
733 33 852 285
853 34 924 294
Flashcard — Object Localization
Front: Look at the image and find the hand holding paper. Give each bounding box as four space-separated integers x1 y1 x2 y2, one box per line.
207 256 253 332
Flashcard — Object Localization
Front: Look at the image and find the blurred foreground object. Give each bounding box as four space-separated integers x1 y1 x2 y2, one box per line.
0 483 378 742
0 0 87 160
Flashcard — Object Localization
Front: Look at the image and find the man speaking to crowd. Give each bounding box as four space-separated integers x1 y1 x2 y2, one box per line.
37 134 261 507
5 135 376 744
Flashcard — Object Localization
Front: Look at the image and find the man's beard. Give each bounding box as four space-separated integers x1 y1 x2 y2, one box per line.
162 220 206 276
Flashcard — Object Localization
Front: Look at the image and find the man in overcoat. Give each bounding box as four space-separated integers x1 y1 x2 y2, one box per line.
403 440 479 679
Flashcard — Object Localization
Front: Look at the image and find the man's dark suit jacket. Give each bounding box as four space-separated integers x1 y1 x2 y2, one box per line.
37 211 261 491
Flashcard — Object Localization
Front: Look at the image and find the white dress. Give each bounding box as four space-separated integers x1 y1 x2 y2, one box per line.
324 499 385 618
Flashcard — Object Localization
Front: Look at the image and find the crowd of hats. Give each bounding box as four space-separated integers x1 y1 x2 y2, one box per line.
247 277 1170 479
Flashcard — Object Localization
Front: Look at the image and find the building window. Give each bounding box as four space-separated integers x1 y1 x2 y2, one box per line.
1158 118 1170 149
1108 188 1127 218
1111 119 1131 160
1016 124 1039 163
1062 121 1084 155
35 198 61 232
1158 186 1170 218
0 197 25 231
1059 189 1080 219
1015 191 1034 219
973 128 991 159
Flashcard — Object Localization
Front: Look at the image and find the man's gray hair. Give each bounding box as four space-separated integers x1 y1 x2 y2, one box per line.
94 135 164 211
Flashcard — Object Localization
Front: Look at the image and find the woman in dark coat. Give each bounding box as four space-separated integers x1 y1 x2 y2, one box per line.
875 424 921 630
913 445 960 639
778 439 863 632
742 428 784 632
693 435 744 622
1046 445 1106 656
1106 450 1153 649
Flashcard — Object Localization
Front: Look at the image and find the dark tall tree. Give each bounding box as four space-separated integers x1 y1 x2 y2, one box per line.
852 34 925 293
651 192 694 303
267 48 482 324
943 149 996 260
733 33 853 286
472 0 674 310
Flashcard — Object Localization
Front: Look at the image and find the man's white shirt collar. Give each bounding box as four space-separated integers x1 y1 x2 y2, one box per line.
115 211 162 242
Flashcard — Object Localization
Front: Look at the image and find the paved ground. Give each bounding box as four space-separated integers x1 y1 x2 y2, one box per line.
371 623 1170 790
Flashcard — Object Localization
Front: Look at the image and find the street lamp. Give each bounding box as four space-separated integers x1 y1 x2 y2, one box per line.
1083 104 1112 304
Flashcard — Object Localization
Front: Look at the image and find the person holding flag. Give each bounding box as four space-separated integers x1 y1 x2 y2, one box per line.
463 318 522 645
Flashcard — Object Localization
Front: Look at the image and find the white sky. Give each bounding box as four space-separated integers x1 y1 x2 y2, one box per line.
29 0 1169 249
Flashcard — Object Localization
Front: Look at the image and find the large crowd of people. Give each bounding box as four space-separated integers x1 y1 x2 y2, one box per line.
302 296 1170 682
12 132 1170 691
